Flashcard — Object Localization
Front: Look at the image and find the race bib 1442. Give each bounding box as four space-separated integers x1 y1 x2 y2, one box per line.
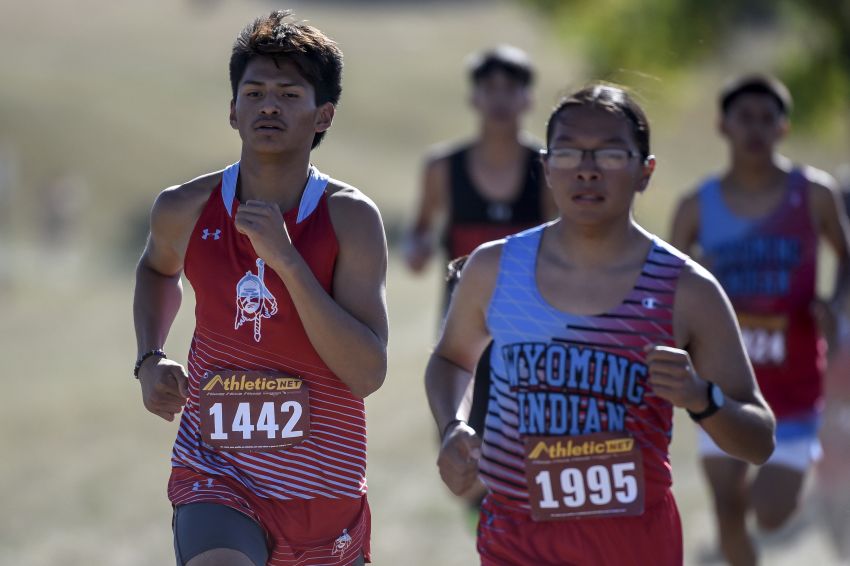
198 371 310 452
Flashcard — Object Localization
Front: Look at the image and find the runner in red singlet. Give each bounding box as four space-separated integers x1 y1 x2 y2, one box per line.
133 11 387 566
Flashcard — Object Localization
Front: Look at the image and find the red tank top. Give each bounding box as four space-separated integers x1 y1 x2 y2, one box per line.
698 170 824 418
170 163 368 501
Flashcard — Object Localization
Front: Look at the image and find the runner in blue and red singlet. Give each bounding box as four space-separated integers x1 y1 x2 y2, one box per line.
426 84 775 566
672 74 850 565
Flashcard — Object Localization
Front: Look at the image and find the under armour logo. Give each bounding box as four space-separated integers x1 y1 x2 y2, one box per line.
191 479 214 491
642 297 659 309
202 228 221 240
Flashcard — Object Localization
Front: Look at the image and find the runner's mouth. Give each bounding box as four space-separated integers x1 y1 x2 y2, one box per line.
572 193 605 203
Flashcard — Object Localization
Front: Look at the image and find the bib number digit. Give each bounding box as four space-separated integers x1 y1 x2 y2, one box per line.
612 462 638 503
209 403 228 440
535 471 559 509
256 402 277 439
280 400 304 439
232 402 255 440
587 465 612 505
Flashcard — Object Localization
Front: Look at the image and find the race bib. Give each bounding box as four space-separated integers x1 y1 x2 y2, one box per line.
738 313 787 365
199 371 310 452
523 432 645 521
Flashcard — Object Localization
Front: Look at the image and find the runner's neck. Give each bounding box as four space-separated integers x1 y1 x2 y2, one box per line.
474 128 525 166
549 217 649 269
237 150 312 213
725 153 790 193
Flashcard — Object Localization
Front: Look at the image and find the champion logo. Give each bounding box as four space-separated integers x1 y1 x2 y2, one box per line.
331 529 352 556
202 228 221 240
642 297 659 309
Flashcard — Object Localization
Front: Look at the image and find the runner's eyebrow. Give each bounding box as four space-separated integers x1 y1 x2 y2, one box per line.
552 135 630 145
240 80 305 89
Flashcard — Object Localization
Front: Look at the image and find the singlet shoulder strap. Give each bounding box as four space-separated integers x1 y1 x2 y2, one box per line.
221 161 240 217
296 166 330 224
218 161 329 223
499 224 546 287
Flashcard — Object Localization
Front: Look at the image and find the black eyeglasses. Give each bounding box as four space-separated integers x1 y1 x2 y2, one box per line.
544 148 643 170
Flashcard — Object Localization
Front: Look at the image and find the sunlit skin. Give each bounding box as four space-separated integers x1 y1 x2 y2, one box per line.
229 57 334 159
542 105 655 233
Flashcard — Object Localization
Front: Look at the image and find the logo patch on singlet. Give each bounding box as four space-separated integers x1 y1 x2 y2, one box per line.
202 228 221 240
331 529 352 556
234 258 278 342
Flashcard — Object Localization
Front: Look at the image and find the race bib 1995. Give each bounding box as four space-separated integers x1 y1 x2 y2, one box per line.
199 371 310 452
523 432 645 521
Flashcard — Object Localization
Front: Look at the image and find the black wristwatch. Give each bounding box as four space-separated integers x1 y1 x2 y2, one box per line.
687 381 725 422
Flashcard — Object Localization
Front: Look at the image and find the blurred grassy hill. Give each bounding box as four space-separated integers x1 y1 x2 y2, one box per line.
0 1 846 564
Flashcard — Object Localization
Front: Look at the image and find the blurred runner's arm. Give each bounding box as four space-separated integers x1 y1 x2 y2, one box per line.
661 263 775 464
670 191 700 255
425 243 499 494
404 155 449 273
810 177 850 310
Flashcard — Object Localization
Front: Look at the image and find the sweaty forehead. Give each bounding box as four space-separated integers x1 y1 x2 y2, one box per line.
550 106 635 146
239 56 310 87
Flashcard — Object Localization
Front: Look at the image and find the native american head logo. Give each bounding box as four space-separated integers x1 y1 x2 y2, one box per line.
331 529 352 556
234 258 278 342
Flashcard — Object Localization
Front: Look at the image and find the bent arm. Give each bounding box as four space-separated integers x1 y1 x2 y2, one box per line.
404 156 448 272
133 188 193 358
811 179 850 307
268 193 389 399
425 244 498 435
675 265 776 464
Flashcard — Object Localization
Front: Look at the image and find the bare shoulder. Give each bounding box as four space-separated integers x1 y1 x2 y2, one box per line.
325 179 386 244
424 140 465 165
423 140 466 177
326 180 382 221
674 258 728 318
803 164 839 192
151 170 221 230
459 239 505 290
800 166 845 232
677 188 702 211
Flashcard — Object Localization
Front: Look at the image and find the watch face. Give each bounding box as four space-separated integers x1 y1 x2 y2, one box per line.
711 383 725 408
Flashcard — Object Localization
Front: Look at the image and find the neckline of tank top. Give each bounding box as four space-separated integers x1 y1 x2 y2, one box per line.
523 223 665 319
221 161 330 224
460 144 536 205
711 168 804 223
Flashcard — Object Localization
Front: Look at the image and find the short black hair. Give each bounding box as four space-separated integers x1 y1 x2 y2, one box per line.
719 74 792 117
230 10 343 149
467 45 534 86
545 84 651 160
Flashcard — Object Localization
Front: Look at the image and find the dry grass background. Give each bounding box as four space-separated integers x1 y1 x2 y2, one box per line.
0 0 847 564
